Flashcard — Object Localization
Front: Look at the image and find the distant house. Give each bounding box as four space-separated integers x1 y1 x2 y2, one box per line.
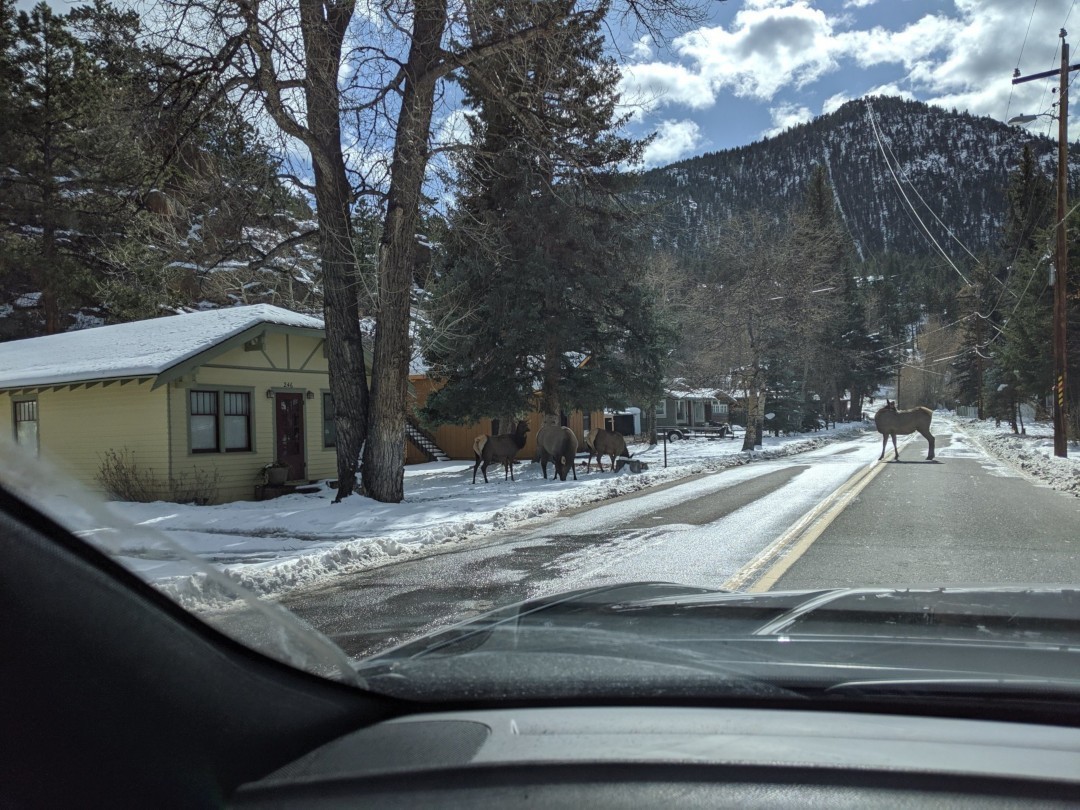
0 305 345 503
654 386 739 433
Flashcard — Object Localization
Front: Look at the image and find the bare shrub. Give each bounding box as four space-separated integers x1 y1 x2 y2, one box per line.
97 449 219 504
168 467 220 505
97 448 161 502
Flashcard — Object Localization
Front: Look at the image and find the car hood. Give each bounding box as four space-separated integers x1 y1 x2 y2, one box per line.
355 582 1080 705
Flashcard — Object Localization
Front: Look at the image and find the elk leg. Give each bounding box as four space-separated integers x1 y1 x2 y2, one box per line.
570 456 578 481
891 433 899 460
879 433 887 460
919 428 936 460
482 460 490 483
472 456 481 484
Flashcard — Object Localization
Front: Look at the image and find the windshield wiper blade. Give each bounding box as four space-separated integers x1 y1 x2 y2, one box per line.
827 677 1080 698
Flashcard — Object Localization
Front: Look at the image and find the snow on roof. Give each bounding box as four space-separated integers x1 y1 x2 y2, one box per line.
0 304 324 389
666 387 729 400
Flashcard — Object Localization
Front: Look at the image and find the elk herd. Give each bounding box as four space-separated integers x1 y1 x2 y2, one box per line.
471 422 635 484
471 399 936 485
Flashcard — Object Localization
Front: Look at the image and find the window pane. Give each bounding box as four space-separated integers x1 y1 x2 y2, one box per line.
15 419 38 451
190 391 218 451
14 401 39 454
224 415 250 450
224 393 250 450
190 391 217 416
224 392 249 416
190 415 217 450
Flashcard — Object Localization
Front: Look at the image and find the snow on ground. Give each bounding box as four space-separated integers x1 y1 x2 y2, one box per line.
951 417 1080 497
95 424 868 606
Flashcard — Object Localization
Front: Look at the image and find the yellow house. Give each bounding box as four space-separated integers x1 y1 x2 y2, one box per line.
0 305 342 503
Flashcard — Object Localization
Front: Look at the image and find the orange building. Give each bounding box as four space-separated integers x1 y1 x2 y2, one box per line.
406 374 604 463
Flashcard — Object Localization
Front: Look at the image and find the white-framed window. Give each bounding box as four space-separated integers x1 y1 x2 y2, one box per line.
189 390 252 453
14 399 39 455
712 400 729 415
676 400 687 422
693 400 705 423
656 400 667 417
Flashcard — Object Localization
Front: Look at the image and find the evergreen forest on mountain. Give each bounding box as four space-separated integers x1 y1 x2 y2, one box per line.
2 0 1078 500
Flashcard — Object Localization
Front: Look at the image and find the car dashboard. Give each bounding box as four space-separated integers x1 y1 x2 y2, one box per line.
234 705 1080 808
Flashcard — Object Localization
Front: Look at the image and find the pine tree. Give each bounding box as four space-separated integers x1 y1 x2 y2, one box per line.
421 0 666 425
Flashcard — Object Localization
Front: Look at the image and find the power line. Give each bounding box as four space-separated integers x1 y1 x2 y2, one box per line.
863 99 971 286
874 119 980 265
1007 1 1041 126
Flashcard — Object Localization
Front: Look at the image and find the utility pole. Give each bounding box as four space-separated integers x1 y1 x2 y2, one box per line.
1013 29 1076 457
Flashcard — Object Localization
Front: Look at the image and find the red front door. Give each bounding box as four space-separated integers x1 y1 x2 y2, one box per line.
275 393 306 481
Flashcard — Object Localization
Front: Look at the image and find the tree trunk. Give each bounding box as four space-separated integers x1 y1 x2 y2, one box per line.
741 391 758 452
299 0 369 502
539 320 561 419
40 220 63 335
363 0 448 503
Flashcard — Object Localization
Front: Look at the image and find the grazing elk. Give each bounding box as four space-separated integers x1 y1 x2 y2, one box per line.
472 420 530 484
874 400 935 461
585 428 632 473
536 424 579 481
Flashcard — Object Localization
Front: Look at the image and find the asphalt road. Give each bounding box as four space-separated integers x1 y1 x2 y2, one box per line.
772 425 1080 590
277 421 1080 660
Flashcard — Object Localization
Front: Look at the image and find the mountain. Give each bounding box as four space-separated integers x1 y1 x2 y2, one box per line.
637 95 1079 261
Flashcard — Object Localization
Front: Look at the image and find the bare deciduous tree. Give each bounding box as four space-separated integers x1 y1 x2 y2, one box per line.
682 211 843 450
152 0 705 502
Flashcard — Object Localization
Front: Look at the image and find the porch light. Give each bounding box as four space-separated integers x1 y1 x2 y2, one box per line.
266 389 274 398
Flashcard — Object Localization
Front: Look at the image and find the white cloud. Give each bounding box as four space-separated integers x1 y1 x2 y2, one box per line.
762 103 813 138
618 62 716 119
822 91 851 114
620 0 1076 136
673 1 843 101
642 120 704 166
630 35 653 62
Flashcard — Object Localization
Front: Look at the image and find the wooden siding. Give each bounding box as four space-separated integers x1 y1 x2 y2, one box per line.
168 331 336 501
409 374 603 461
0 330 337 504
1 381 170 499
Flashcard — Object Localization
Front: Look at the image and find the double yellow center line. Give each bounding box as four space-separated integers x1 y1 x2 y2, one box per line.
721 448 899 593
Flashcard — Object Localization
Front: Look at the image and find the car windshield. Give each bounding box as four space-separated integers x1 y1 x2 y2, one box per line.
3 0 1080 703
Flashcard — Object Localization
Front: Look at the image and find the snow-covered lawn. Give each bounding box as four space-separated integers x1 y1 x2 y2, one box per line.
95 424 869 603
951 417 1080 497
55 413 1078 609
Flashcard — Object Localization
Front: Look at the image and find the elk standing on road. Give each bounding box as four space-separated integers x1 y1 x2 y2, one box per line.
536 424 579 481
585 428 632 472
472 420 530 483
874 400 935 461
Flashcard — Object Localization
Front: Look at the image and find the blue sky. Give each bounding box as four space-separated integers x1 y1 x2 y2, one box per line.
618 0 1079 166
17 0 1077 174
